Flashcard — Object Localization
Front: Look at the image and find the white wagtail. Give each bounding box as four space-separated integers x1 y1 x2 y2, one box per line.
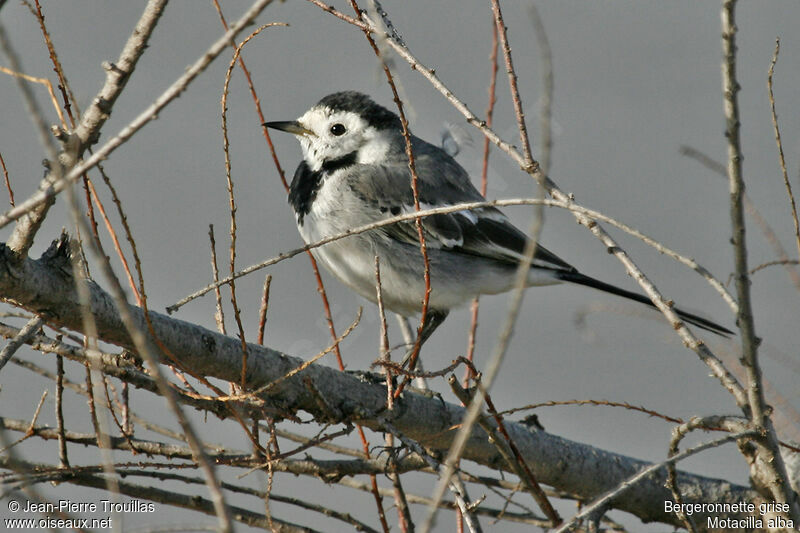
266 91 732 349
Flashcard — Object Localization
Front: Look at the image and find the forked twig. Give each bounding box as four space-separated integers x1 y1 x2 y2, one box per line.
665 416 747 533
0 66 66 127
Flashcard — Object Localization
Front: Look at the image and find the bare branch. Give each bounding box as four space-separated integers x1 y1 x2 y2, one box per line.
721 2 799 521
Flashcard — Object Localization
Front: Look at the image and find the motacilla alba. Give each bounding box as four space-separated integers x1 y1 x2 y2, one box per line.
266 91 732 347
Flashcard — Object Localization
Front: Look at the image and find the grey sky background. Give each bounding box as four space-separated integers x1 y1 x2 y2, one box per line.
1 1 799 531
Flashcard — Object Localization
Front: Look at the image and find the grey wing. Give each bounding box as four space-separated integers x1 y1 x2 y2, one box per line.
349 136 576 273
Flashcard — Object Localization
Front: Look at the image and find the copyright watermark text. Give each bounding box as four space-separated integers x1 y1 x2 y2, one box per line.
4 498 155 530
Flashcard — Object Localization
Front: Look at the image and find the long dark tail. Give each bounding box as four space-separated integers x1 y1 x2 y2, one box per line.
554 270 733 337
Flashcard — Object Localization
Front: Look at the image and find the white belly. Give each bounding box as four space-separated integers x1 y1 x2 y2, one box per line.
293 172 563 315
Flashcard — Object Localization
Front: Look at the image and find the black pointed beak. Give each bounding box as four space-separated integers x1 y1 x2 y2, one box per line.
263 120 315 137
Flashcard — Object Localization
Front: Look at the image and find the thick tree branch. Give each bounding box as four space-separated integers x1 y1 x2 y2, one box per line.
0 234 760 528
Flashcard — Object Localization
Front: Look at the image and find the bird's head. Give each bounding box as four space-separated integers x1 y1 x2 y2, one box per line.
265 91 402 171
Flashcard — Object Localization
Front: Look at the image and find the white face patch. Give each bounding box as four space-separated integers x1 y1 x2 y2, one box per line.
293 107 387 171
355 129 391 165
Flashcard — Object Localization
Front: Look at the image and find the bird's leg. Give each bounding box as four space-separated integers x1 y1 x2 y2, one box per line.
401 310 449 369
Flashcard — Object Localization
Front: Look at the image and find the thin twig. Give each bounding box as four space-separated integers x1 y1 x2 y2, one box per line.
490 0 535 169
750 259 800 276
0 66 66 127
375 256 394 408
767 38 800 261
502 399 687 426
480 19 499 197
0 315 43 372
101 376 138 454
96 163 147 307
29 0 79 124
385 431 414 533
465 15 499 374
211 0 289 192
374 357 468 379
85 178 141 304
28 391 48 436
256 273 272 345
65 165 124 521
55 355 69 468
307 0 371 30
0 151 15 206
221 29 279 388
209 224 227 335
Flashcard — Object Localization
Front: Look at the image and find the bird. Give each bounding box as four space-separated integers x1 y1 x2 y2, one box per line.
265 91 732 355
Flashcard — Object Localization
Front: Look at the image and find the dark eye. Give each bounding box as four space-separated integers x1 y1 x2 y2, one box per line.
330 123 346 136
